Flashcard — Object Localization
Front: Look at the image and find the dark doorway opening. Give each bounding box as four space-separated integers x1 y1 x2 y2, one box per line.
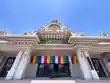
36 63 71 78
91 58 107 77
0 57 15 77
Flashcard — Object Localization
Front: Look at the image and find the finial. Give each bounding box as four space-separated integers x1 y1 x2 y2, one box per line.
5 29 8 35
5 29 7 32
51 19 58 23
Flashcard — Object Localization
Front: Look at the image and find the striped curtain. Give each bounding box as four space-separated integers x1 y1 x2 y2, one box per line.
71 56 78 64
30 55 78 64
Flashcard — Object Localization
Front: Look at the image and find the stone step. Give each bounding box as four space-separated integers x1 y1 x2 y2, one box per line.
0 80 31 83
0 80 75 83
0 79 110 83
76 80 110 83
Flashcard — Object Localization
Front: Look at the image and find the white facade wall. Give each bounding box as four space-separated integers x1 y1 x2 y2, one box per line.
24 64 38 78
69 64 84 79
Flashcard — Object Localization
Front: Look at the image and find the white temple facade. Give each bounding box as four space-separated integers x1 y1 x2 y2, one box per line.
0 20 110 80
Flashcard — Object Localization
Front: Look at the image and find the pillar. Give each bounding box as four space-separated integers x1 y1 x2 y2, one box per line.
77 50 92 80
13 48 31 79
5 51 23 80
84 51 99 80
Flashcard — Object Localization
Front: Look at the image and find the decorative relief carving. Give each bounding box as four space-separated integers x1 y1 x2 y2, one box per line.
37 20 71 40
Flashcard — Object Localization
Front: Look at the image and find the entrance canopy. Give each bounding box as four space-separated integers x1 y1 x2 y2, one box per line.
30 56 78 64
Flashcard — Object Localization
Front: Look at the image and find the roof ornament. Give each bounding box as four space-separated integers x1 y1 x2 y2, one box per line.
71 32 78 36
51 19 58 23
5 29 8 35
74 32 78 36
58 21 63 27
71 32 85 36
31 31 37 35
79 32 85 36
24 32 32 35
99 31 109 36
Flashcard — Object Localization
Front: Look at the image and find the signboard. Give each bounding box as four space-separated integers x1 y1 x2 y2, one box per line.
46 40 62 44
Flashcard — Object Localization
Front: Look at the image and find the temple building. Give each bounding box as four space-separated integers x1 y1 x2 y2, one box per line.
0 20 110 80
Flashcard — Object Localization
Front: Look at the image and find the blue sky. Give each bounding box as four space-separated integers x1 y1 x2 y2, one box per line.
0 0 110 35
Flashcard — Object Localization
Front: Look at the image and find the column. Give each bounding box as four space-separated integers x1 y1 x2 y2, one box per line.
5 51 23 80
84 51 99 80
13 48 31 79
77 50 92 80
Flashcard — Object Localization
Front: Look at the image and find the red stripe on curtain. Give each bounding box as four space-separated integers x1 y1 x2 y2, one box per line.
58 56 61 64
30 56 34 64
44 56 48 64
71 56 74 64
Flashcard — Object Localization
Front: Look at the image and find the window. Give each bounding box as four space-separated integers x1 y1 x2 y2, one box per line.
0 57 15 77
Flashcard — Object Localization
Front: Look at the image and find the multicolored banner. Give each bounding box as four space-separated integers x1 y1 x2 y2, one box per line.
30 55 78 64
71 56 78 64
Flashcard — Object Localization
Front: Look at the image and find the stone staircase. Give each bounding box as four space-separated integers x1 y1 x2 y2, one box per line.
0 80 75 83
0 79 109 83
